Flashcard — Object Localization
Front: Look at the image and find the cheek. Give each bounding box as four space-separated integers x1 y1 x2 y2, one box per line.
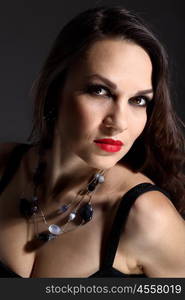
71 99 99 129
58 95 101 136
129 111 147 139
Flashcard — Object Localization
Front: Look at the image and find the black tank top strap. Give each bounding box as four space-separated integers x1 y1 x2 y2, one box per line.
101 182 171 270
0 143 32 194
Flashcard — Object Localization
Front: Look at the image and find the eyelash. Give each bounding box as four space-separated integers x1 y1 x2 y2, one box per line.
85 84 151 107
86 84 112 98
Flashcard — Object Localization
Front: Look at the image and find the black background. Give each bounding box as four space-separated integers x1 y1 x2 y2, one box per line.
0 0 184 142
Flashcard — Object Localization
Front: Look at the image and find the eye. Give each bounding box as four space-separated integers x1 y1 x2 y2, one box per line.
130 95 151 107
85 84 112 98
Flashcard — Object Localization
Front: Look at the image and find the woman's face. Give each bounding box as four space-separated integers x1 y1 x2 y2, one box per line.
56 39 153 169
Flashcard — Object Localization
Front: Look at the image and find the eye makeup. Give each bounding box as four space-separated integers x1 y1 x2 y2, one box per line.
84 82 153 107
84 83 113 98
129 95 153 107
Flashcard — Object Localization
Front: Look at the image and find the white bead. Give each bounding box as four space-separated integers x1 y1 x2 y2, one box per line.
68 212 76 221
48 224 62 235
98 175 104 183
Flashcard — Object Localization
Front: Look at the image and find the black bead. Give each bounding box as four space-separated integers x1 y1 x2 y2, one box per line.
19 198 37 218
87 180 98 192
19 197 39 218
37 233 56 241
79 203 93 224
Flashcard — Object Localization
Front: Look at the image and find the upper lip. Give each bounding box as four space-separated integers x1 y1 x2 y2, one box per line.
94 138 124 146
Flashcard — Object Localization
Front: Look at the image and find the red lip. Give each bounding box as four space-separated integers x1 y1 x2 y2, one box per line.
94 139 124 146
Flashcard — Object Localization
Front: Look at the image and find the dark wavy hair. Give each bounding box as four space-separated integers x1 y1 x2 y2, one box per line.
28 6 185 216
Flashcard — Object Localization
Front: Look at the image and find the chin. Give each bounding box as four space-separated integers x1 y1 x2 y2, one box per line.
84 155 120 170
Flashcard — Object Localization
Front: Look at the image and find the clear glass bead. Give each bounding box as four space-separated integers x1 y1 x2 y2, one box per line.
48 224 62 235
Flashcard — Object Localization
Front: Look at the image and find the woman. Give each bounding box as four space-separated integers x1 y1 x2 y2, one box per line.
0 6 185 278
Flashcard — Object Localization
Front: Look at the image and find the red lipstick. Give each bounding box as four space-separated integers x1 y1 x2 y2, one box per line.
94 138 124 153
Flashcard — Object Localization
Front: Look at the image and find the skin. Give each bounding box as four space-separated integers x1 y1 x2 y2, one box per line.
0 39 184 277
44 38 153 198
57 39 152 167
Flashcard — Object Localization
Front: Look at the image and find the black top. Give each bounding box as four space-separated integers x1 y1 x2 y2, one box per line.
0 144 171 278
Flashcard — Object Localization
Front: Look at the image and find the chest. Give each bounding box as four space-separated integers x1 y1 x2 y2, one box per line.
0 190 141 277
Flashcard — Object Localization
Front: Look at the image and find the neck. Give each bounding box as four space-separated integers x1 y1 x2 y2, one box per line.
39 136 103 203
32 135 132 206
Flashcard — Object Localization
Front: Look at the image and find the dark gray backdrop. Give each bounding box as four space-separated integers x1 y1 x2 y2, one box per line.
0 0 184 143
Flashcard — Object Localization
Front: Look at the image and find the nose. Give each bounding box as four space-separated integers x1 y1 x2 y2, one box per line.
101 102 128 136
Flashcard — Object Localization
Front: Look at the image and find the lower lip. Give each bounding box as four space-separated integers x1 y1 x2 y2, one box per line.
94 142 122 153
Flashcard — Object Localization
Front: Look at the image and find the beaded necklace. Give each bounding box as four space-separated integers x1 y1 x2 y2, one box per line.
19 148 105 241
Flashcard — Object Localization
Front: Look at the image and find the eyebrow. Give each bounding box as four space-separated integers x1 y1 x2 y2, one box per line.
85 73 153 96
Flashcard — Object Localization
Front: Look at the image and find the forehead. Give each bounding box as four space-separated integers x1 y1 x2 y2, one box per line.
69 38 152 91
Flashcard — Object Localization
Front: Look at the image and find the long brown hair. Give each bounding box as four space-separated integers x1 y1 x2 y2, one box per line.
28 6 185 216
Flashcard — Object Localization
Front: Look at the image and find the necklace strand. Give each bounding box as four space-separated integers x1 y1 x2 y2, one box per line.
19 153 105 241
36 170 105 240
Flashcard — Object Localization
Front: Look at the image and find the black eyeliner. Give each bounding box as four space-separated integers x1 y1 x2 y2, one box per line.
85 83 113 97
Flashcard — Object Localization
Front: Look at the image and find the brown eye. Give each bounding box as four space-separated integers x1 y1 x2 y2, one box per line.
86 84 112 97
93 86 106 95
130 96 149 107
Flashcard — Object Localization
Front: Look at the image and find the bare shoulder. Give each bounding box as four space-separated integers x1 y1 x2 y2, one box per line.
133 189 184 229
0 142 19 177
129 190 185 277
